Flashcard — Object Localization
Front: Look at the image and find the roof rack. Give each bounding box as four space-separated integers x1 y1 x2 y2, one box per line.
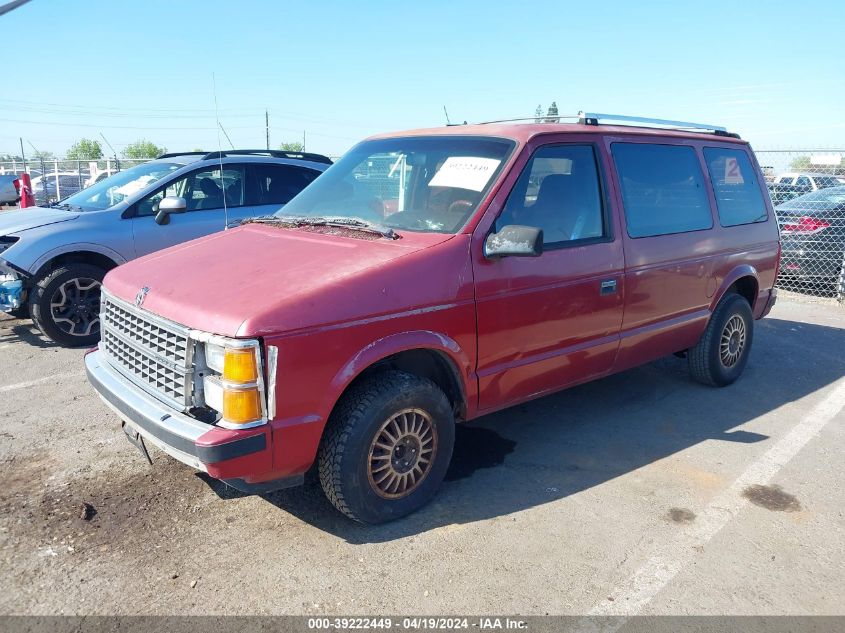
157 151 209 159
200 149 333 165
577 111 739 137
476 112 739 138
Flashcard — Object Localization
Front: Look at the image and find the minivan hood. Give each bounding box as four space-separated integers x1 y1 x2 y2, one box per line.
103 224 472 338
0 207 79 235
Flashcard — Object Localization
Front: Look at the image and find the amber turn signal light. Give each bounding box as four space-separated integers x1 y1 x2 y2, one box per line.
222 387 263 425
223 348 259 383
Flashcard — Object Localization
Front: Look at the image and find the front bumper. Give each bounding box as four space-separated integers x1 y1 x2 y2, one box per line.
85 349 302 493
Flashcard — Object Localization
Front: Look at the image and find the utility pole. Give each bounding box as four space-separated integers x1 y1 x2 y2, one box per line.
265 110 270 150
302 130 306 152
19 137 26 173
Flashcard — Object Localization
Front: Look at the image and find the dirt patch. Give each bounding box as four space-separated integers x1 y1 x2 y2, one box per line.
666 507 696 524
0 449 232 597
742 484 802 512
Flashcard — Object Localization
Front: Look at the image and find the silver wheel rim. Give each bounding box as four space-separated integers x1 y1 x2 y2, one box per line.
49 277 101 337
367 408 437 500
719 314 746 368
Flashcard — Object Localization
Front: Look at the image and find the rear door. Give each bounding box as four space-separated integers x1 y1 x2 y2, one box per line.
608 139 717 371
129 164 246 257
473 137 625 411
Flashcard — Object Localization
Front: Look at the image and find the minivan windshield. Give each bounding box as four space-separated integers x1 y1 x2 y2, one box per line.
277 136 514 233
57 161 183 211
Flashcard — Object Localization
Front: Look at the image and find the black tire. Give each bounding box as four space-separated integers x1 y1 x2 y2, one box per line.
688 293 754 387
318 370 455 524
29 263 105 347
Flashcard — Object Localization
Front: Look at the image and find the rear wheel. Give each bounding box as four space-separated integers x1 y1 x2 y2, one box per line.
318 370 455 523
29 263 105 347
688 293 754 387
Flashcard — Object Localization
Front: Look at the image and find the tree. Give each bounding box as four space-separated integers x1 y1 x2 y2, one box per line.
122 139 166 159
534 104 544 123
545 101 559 123
789 155 812 171
31 150 54 160
280 141 305 152
66 139 103 160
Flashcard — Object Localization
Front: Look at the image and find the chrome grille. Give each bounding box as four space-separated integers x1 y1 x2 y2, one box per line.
100 291 193 410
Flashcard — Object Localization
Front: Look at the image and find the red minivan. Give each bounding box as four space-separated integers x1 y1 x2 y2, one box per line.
86 114 780 523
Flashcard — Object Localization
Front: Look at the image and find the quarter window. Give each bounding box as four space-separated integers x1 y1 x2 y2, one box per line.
496 144 605 246
703 148 767 226
612 143 712 238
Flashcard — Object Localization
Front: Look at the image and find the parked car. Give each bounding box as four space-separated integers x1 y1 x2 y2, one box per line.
85 169 117 188
0 174 19 206
775 186 845 295
768 172 841 204
0 149 331 344
85 115 779 523
31 172 89 205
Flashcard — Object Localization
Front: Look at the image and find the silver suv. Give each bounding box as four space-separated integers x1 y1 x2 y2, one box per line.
0 150 331 346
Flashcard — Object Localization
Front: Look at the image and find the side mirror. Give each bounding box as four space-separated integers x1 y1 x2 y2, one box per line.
484 225 543 258
154 196 187 225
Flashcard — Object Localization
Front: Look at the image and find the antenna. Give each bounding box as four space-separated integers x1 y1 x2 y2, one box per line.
443 106 452 125
212 73 229 230
218 122 235 150
99 132 120 170
99 132 118 159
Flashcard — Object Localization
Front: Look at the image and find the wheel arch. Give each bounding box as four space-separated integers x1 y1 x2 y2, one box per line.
711 265 759 312
322 331 473 427
32 246 124 281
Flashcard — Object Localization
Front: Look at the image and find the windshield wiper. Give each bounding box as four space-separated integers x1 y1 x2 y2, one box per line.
48 202 81 211
243 215 400 240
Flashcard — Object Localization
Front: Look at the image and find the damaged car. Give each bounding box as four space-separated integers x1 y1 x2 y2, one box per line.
85 115 780 523
0 150 330 346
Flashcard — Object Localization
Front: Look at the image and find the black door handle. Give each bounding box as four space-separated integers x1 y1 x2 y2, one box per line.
600 279 617 295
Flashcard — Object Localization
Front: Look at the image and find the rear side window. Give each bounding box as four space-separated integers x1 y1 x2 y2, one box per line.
703 148 767 226
612 143 712 238
247 164 321 206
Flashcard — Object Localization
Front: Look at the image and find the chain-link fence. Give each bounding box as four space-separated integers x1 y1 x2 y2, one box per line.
0 157 152 206
756 150 845 300
2 149 844 301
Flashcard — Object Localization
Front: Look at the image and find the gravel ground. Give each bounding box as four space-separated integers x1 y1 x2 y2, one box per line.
0 296 843 616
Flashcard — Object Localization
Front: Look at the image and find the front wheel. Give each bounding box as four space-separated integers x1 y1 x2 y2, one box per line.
688 293 754 387
29 263 105 347
318 370 455 524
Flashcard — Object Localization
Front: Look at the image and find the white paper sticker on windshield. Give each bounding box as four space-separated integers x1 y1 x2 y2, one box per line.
428 157 501 192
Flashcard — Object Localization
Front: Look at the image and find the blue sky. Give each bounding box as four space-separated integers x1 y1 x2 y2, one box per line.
1 0 843 157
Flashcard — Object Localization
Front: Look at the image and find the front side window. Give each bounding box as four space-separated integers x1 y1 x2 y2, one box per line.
278 136 514 233
495 144 605 246
795 176 811 188
612 143 712 238
703 147 767 226
135 166 245 217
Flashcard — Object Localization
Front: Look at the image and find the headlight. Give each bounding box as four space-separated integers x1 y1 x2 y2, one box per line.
198 337 266 429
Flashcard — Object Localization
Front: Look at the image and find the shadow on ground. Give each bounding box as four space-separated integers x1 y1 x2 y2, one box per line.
0 316 58 348
195 316 845 542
